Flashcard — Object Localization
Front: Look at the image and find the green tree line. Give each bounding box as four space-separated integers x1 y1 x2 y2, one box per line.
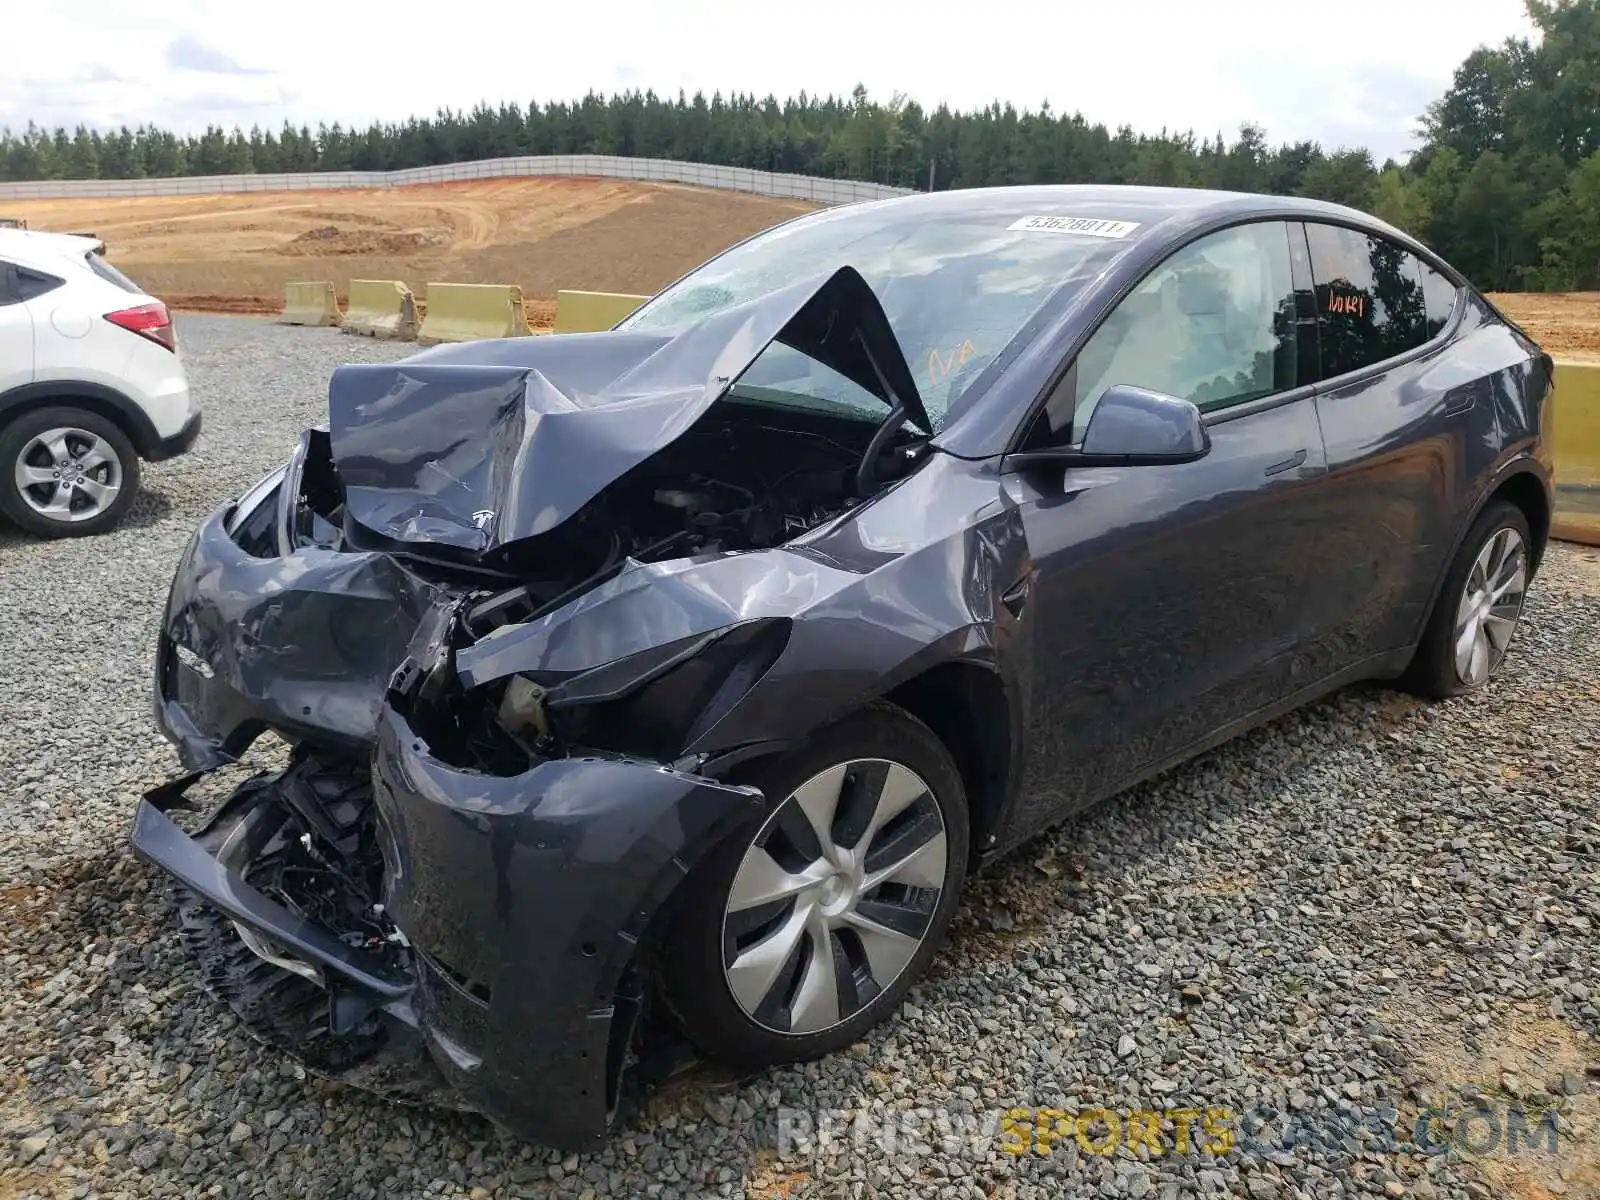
4 0 1598 291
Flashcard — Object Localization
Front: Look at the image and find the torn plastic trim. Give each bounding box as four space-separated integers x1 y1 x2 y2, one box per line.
325 266 927 558
275 428 313 556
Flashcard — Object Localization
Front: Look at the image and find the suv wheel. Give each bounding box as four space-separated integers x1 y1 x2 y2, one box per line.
0 406 139 538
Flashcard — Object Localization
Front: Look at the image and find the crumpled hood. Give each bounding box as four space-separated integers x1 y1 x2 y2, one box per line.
326 266 926 556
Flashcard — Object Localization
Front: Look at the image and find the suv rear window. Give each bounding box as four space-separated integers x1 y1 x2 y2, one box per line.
86 253 142 294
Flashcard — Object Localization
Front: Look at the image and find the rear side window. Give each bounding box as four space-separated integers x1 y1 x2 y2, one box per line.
1304 223 1429 380
86 253 142 294
1417 261 1459 339
13 266 64 303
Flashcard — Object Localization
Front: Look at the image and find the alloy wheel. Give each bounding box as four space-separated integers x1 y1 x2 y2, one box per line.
13 426 124 524
1453 526 1527 687
721 758 948 1036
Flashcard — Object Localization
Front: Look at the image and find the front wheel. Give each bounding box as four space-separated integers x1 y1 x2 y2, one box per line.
1401 499 1532 699
659 704 969 1068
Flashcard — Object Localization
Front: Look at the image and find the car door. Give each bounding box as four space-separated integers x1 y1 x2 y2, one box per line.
1298 221 1478 670
0 261 36 393
1003 219 1336 836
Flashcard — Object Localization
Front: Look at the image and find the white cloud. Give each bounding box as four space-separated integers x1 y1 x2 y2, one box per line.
2 0 1537 161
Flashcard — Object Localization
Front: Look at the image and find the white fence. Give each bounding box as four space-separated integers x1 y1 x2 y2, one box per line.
0 155 916 205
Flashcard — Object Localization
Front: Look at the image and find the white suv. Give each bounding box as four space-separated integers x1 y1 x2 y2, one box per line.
0 230 200 538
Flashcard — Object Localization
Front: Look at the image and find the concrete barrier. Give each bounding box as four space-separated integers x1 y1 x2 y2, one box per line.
1551 360 1600 546
552 290 649 334
418 283 529 343
343 279 418 340
280 281 341 327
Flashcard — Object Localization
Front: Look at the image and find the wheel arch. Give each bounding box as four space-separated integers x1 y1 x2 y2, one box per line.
1413 459 1551 650
882 660 1017 867
1491 469 1551 572
0 380 161 458
696 658 1019 869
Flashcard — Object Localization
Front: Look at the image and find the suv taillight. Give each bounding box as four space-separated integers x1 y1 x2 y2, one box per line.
104 302 175 352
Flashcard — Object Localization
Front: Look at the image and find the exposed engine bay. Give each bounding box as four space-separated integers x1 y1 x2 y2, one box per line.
233 394 922 775
236 393 918 607
450 396 915 636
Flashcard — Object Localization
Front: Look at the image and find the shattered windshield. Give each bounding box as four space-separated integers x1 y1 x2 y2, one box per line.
620 205 1137 431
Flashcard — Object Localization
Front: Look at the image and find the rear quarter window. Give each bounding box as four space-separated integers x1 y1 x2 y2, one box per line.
1417 261 1459 340
13 265 64 302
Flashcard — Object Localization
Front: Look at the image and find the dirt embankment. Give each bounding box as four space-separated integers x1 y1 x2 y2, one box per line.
13 181 1599 358
1489 292 1600 362
13 177 816 319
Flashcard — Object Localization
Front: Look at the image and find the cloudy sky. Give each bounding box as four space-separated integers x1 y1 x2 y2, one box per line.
5 0 1535 162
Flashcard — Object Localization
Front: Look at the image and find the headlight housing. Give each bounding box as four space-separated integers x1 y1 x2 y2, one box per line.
223 463 288 537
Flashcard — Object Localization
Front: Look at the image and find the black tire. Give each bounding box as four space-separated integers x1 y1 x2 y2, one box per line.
172 763 387 1075
659 702 969 1069
0 405 140 538
1400 498 1533 700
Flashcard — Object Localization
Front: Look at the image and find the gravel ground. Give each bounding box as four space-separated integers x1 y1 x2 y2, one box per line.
0 315 1596 1200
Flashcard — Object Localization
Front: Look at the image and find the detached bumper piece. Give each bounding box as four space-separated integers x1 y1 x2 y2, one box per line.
130 800 410 1002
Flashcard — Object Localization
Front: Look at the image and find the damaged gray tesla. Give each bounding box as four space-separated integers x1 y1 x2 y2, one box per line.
131 185 1554 1149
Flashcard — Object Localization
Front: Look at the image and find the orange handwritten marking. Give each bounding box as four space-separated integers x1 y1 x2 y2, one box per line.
927 339 979 385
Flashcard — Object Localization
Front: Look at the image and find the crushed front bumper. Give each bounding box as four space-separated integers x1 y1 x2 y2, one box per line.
132 709 763 1148
152 499 449 770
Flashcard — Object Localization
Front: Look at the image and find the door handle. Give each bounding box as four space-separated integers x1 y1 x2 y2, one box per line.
1264 449 1308 477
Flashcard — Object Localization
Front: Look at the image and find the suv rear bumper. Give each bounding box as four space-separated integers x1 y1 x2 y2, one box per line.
146 409 202 461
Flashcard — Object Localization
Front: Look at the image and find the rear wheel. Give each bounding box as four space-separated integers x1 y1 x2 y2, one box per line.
0 406 139 538
1401 499 1532 699
659 704 969 1068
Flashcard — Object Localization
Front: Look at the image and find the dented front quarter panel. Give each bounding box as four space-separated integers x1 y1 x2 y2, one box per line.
455 452 1034 763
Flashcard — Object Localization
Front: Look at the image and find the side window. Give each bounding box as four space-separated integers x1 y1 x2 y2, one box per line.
0 262 16 306
13 267 64 303
1066 221 1298 439
1417 260 1459 340
1304 223 1429 379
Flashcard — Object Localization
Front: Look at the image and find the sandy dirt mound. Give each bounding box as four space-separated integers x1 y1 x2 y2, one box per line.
1490 292 1600 361
282 225 448 257
26 179 1593 354
16 178 816 313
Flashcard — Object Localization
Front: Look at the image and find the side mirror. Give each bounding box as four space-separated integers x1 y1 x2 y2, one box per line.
1008 384 1211 469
